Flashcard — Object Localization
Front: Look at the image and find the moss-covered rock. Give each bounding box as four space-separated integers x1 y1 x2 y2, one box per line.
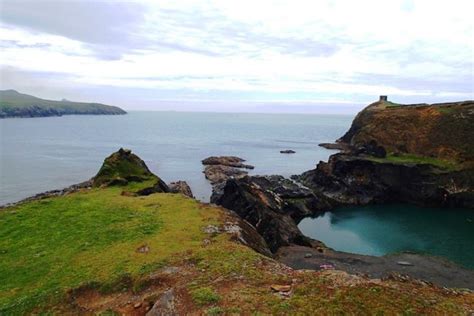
92 148 169 193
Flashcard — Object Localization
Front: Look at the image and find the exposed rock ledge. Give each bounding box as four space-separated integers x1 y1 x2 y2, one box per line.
205 99 474 289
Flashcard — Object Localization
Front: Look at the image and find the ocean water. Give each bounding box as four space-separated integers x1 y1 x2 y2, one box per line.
299 205 474 269
0 111 353 204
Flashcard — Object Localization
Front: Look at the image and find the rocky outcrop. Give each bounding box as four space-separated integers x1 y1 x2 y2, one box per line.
207 99 473 260
203 164 250 185
297 99 474 208
92 148 169 194
318 142 351 152
339 100 474 164
296 151 474 208
212 175 332 252
202 156 255 199
169 181 193 198
202 156 254 169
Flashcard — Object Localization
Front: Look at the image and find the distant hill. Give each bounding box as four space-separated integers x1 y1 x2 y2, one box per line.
0 90 126 118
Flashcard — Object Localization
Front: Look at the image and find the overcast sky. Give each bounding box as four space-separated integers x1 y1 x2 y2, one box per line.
0 0 473 113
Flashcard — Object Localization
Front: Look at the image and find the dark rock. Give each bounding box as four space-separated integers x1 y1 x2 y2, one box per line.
213 176 318 252
168 181 193 198
296 152 474 208
280 150 296 154
353 140 387 158
202 156 254 169
318 142 351 151
222 212 273 257
203 164 249 185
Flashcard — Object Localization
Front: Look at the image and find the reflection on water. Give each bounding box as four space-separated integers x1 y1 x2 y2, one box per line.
298 204 474 269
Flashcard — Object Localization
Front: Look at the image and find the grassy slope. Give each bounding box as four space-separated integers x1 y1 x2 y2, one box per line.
1 185 473 314
0 90 126 117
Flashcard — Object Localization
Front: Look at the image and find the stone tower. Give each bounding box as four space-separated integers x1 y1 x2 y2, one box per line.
379 95 388 101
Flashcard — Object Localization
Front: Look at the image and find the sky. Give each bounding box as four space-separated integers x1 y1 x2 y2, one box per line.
0 0 473 113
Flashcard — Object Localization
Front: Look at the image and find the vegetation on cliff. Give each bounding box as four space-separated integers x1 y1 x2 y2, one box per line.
340 100 474 167
0 150 473 314
0 90 126 118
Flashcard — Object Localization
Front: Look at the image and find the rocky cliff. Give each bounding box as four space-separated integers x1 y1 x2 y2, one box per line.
208 99 474 262
303 99 474 208
340 100 474 166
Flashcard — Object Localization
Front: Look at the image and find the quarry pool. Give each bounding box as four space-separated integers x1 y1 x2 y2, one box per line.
298 204 474 269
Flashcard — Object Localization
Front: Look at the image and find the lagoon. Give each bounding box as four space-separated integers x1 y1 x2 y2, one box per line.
299 204 474 269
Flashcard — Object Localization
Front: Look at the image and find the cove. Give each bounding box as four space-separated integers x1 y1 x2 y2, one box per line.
298 204 474 269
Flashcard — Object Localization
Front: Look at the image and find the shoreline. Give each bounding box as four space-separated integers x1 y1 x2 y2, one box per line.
4 177 473 290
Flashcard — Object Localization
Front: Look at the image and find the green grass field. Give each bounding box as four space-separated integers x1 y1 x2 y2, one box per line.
0 186 220 313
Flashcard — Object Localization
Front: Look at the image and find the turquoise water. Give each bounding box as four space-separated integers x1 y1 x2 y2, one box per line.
299 205 474 269
0 111 353 203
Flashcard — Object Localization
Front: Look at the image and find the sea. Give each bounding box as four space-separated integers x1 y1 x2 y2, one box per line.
1 111 472 268
0 111 352 204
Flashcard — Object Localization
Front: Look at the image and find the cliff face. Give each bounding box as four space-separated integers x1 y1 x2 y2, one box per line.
301 99 474 208
298 153 474 208
340 100 474 165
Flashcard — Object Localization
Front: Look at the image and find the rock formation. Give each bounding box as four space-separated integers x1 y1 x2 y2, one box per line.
211 175 332 252
169 181 193 198
208 98 474 258
92 148 170 196
339 100 474 164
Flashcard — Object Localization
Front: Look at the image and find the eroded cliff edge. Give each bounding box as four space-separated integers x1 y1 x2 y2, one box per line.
206 99 474 288
298 99 474 208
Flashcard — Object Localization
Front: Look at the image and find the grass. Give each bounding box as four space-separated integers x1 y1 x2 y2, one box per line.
1 184 473 314
0 186 220 314
191 287 221 306
437 106 456 114
367 153 460 171
384 101 403 107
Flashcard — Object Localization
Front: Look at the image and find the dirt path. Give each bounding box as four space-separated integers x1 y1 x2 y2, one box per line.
277 245 474 290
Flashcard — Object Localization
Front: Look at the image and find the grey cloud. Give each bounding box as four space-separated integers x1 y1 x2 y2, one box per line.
142 7 341 58
1 1 341 59
0 0 146 56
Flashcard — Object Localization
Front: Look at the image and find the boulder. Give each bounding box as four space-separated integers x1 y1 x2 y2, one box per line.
203 165 249 185
202 156 254 169
169 181 193 198
202 156 254 186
